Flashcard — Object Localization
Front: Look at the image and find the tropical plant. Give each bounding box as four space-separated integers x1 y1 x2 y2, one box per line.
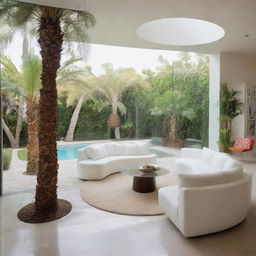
143 53 209 145
91 63 149 139
1 89 25 148
151 90 195 144
219 83 242 152
1 54 83 173
1 55 41 175
58 65 95 142
0 0 95 222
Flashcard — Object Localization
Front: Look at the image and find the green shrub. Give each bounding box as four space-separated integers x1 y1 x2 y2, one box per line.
17 149 27 160
3 149 12 170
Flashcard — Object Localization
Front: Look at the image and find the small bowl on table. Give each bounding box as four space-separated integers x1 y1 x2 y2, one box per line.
139 164 160 173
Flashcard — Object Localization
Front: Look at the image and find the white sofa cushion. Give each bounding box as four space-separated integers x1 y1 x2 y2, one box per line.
223 157 241 170
104 143 126 156
200 147 215 163
178 169 242 187
84 144 107 160
210 152 227 170
176 148 243 187
78 154 156 180
125 142 150 155
176 158 216 173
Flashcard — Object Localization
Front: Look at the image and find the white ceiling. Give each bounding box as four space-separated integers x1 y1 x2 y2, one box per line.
20 0 256 55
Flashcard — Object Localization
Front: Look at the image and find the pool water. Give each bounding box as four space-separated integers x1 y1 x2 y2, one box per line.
57 143 174 160
57 144 91 160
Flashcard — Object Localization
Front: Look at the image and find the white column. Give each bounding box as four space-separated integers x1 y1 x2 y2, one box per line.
209 54 220 151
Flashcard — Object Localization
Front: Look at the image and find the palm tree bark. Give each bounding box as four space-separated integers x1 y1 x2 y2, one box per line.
35 16 63 213
14 103 24 147
22 24 29 58
2 118 17 148
25 97 39 175
169 117 177 143
114 127 121 139
65 95 84 142
2 103 24 148
112 104 121 139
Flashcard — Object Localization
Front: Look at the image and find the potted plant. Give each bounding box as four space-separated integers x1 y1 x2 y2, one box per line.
219 83 242 152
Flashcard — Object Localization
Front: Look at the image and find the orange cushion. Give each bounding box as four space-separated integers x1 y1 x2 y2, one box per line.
228 147 245 152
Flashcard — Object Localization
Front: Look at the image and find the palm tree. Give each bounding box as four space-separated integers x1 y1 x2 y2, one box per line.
1 88 25 148
91 64 149 139
0 0 95 222
1 55 84 174
1 55 41 175
151 90 195 144
58 65 95 142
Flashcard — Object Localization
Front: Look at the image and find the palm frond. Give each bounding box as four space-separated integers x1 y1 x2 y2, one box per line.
58 56 82 73
0 55 20 82
0 1 38 27
117 101 126 115
61 9 96 42
1 81 25 96
22 55 41 96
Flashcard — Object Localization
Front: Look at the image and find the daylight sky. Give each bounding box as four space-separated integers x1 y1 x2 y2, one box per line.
3 31 196 75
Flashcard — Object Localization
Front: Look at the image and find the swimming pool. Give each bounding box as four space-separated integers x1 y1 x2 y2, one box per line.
57 144 91 160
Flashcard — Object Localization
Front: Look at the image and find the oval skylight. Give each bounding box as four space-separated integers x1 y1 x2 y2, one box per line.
136 18 225 46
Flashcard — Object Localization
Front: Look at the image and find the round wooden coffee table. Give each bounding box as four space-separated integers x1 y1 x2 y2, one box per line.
124 166 169 193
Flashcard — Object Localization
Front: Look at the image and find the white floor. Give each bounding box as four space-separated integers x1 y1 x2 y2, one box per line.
2 186 256 256
1 146 256 256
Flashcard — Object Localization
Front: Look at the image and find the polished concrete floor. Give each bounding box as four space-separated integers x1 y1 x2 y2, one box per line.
1 188 256 256
1 153 256 256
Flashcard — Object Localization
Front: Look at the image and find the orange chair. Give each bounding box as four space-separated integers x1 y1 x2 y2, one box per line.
229 137 254 159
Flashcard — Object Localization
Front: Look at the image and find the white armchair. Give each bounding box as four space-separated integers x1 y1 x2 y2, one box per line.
158 147 252 237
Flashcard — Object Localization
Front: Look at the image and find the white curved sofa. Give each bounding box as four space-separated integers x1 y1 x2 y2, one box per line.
159 147 252 237
77 141 156 180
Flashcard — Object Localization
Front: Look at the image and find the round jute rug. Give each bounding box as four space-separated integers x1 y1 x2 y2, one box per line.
80 169 178 216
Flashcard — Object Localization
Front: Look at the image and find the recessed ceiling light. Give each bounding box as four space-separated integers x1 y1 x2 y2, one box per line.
136 18 225 46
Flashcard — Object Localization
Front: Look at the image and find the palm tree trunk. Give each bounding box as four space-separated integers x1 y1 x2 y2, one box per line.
2 118 17 148
22 24 29 58
25 97 39 175
65 95 84 142
35 16 63 213
114 127 121 139
112 104 121 139
169 117 177 143
2 103 24 148
14 103 24 147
